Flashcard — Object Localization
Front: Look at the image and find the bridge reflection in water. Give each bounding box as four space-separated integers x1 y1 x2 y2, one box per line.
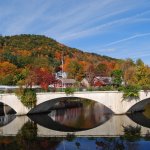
0 105 150 137
29 101 112 132
0 114 150 137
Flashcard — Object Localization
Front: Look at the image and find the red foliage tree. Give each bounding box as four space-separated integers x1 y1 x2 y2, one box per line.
34 68 56 91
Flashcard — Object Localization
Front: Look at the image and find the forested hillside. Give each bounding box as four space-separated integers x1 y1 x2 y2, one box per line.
0 34 122 86
1 34 150 92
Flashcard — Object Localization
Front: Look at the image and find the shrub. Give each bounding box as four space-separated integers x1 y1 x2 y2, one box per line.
87 87 93 91
98 85 116 91
121 85 140 101
65 87 75 95
16 88 36 108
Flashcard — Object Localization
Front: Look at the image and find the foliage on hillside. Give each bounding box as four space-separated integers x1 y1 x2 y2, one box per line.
0 34 121 85
1 34 150 96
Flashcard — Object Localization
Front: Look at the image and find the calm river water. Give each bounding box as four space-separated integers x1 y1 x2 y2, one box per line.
0 98 150 149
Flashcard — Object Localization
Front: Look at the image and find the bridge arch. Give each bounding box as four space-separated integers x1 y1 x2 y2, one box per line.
36 91 150 114
127 97 150 113
122 91 150 113
28 96 114 114
35 92 124 114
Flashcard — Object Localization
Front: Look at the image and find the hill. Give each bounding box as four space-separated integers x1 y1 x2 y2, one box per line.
0 34 122 85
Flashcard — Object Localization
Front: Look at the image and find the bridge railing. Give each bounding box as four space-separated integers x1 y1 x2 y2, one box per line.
0 85 120 93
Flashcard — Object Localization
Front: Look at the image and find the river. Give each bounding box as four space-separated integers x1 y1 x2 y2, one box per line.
0 98 150 149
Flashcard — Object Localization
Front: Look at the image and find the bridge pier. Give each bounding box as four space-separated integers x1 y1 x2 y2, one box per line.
0 94 30 115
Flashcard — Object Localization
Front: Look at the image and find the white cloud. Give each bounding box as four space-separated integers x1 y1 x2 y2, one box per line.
1 0 55 35
105 32 150 47
55 9 150 42
42 0 139 37
1 0 149 39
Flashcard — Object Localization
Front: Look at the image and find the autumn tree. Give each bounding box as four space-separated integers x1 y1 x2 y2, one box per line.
85 64 95 85
67 60 85 81
123 66 137 86
121 59 135 85
111 70 123 86
121 58 135 72
32 57 50 68
34 68 56 91
136 58 144 66
135 63 150 87
0 61 17 85
95 63 109 76
22 67 56 91
55 51 61 61
63 57 71 72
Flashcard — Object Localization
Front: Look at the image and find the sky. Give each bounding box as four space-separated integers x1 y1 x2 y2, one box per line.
0 0 150 65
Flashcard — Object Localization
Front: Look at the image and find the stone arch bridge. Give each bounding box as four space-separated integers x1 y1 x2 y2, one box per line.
0 91 150 115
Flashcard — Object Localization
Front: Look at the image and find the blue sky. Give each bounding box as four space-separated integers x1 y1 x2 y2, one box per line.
0 0 150 65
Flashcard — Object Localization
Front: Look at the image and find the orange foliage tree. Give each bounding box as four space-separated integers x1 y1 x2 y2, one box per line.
0 61 17 85
24 67 56 91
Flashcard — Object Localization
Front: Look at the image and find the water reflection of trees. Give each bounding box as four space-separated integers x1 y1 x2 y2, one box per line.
122 125 141 142
144 130 150 141
0 134 149 150
16 121 64 150
49 101 112 129
85 125 143 149
16 121 38 149
95 139 125 150
90 137 141 150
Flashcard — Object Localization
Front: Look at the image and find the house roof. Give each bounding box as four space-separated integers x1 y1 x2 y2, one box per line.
60 78 76 84
94 76 112 85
